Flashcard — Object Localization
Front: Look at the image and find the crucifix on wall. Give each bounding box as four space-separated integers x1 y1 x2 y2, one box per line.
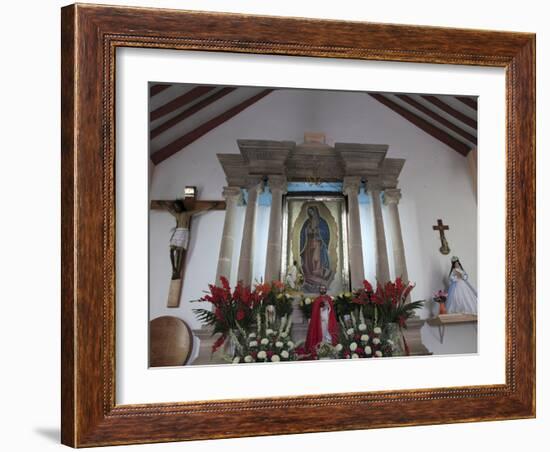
432 219 450 255
151 187 226 307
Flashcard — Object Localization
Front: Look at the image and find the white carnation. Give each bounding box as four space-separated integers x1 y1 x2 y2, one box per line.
257 351 267 359
375 350 383 357
346 328 355 336
373 327 382 335
387 339 394 346
335 343 343 351
305 297 312 305
232 356 241 364
358 323 367 331
364 346 372 355
372 338 381 345
248 332 256 338
275 341 283 348
351 353 360 359
287 341 295 349
271 354 280 362
281 350 289 359
349 342 358 351
244 355 253 363
280 332 288 338
266 328 274 335
360 334 369 342
249 340 258 347
260 338 269 345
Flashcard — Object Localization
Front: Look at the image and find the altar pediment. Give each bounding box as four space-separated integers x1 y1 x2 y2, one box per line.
218 139 404 187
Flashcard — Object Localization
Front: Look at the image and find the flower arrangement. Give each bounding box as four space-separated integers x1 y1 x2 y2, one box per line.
351 278 422 328
432 289 448 315
298 295 314 319
335 321 395 359
231 314 297 363
192 277 291 353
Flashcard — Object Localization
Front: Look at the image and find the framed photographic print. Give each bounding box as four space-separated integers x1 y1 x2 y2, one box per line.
61 3 535 447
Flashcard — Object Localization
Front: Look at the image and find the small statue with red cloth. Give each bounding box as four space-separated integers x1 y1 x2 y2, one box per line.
305 285 339 354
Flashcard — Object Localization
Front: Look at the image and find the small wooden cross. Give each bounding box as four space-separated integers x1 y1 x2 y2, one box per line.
432 219 451 255
151 187 226 307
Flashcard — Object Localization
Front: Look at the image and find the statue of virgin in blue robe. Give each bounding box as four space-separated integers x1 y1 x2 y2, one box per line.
299 206 333 292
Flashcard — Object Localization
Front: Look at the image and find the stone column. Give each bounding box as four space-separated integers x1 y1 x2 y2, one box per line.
215 186 243 284
237 180 263 286
383 188 408 283
369 183 391 284
343 176 365 290
264 175 287 282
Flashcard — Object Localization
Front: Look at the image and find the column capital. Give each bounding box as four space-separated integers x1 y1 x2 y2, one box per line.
245 178 264 193
383 188 402 205
366 179 383 192
267 175 288 193
221 186 243 202
342 176 362 196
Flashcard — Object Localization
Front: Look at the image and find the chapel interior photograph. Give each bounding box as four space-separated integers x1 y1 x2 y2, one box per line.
147 83 479 367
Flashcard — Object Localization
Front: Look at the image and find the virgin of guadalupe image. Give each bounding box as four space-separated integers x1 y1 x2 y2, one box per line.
446 256 478 314
299 205 334 292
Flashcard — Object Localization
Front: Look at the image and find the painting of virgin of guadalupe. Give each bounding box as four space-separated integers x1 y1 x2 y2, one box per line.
300 206 334 292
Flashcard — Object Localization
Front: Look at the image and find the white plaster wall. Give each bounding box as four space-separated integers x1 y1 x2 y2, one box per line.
149 88 477 354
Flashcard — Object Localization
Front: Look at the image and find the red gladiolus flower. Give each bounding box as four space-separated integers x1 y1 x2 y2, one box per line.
236 309 245 321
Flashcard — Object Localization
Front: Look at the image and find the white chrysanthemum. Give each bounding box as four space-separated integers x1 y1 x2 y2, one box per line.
373 327 382 335
346 328 355 336
281 350 289 359
260 338 269 345
275 341 283 348
375 350 383 357
232 356 240 364
280 332 288 338
351 353 359 359
305 297 312 305
249 340 258 347
364 346 372 355
257 351 267 359
372 338 381 345
349 342 358 351
358 323 367 331
266 329 274 335
335 343 343 351
287 341 295 349
248 332 256 338
271 354 280 362
360 334 369 342
244 355 253 363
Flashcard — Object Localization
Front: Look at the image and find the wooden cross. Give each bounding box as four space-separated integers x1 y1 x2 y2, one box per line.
432 219 450 255
151 188 226 307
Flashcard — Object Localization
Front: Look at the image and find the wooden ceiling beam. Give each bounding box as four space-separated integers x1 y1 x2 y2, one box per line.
455 96 478 111
150 86 216 121
369 93 471 156
151 89 274 165
421 95 477 129
150 87 237 139
396 94 477 145
149 84 171 97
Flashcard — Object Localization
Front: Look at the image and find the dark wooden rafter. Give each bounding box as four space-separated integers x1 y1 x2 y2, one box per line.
422 95 477 129
396 94 477 145
152 89 274 164
369 93 471 156
150 87 237 139
150 86 215 121
455 96 478 111
149 84 171 97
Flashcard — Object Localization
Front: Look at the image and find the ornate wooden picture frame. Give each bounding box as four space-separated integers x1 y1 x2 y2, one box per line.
61 3 535 447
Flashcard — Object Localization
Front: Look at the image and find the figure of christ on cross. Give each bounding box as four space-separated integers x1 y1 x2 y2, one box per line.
151 192 226 307
432 219 450 255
